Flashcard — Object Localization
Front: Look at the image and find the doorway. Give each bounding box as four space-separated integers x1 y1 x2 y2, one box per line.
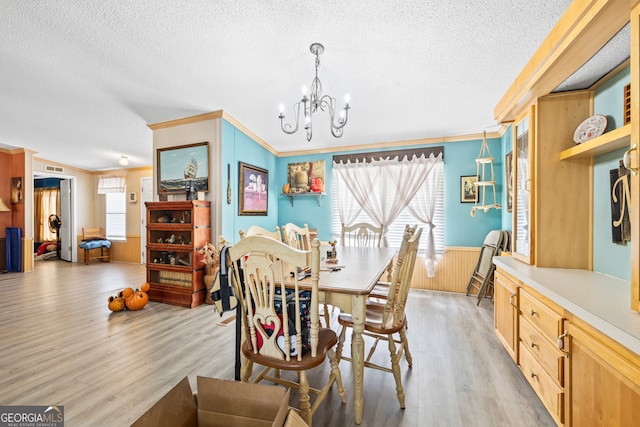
33 174 76 263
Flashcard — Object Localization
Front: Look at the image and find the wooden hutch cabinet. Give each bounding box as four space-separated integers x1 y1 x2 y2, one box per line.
510 92 591 269
493 1 640 425
493 269 519 362
512 110 534 265
145 200 211 308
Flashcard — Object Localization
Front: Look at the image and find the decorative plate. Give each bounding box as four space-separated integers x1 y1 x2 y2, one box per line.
573 114 607 144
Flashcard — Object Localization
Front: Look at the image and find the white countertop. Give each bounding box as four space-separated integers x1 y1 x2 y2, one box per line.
493 256 640 355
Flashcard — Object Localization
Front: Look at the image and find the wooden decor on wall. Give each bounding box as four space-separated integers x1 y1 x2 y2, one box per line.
610 161 631 245
11 177 23 204
624 83 631 125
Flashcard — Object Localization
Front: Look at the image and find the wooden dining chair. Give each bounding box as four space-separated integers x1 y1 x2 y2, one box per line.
239 225 282 241
336 226 422 409
282 223 311 250
281 222 334 327
227 236 346 426
368 223 415 300
340 222 383 247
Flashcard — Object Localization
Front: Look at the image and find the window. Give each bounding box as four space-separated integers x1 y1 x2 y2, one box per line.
105 192 126 241
331 169 444 255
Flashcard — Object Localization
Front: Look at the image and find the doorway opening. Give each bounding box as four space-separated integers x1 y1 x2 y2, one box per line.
33 173 76 264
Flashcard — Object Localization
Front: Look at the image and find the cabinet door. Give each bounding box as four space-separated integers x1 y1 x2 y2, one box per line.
631 2 640 312
566 321 640 427
494 270 518 361
512 110 534 264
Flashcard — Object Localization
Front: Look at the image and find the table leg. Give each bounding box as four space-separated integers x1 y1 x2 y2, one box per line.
351 295 366 424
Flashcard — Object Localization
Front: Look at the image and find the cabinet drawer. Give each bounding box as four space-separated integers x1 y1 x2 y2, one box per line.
520 288 562 342
519 315 564 386
519 342 564 425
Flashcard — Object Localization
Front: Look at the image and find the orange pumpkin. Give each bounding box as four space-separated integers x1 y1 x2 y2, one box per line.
125 291 149 311
140 283 150 293
108 295 126 312
120 287 134 299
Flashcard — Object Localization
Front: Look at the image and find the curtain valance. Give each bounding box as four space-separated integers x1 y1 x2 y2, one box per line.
97 176 126 194
333 147 443 164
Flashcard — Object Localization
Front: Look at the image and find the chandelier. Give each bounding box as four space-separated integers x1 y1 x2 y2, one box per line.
278 43 350 141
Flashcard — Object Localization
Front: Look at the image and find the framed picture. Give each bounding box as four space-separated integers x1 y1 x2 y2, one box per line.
239 162 268 216
128 192 137 203
287 160 325 193
460 175 478 203
505 151 513 212
157 142 209 194
11 177 23 204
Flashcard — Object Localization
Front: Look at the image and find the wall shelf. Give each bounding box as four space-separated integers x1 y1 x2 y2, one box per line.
282 192 325 207
560 124 631 160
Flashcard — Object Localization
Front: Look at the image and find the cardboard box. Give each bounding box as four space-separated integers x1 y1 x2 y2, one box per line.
132 376 290 427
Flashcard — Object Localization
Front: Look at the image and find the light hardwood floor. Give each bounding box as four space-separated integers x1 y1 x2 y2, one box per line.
0 260 555 426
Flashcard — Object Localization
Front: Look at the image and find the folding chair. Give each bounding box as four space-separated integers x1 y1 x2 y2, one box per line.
465 230 508 305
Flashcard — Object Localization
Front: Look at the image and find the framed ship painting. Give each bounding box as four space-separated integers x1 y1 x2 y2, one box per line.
157 142 210 194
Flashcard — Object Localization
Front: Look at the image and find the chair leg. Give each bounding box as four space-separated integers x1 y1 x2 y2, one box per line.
241 359 253 383
298 370 312 425
336 325 347 362
322 303 331 328
388 334 405 409
329 347 347 403
399 328 412 368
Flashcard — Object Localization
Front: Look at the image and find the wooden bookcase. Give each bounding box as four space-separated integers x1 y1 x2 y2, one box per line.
145 200 211 308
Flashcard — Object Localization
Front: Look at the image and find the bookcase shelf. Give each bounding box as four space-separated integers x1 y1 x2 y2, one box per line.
145 200 211 308
560 124 631 160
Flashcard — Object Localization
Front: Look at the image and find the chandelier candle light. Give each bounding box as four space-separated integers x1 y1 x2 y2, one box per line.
279 43 350 141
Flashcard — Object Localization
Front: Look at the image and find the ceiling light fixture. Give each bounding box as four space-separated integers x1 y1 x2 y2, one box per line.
278 43 350 142
119 156 129 166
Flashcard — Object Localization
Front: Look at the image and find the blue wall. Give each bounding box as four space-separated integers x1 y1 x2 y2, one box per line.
276 138 503 247
221 119 279 243
277 152 335 240
444 137 503 246
595 66 629 132
220 122 505 248
219 64 632 269
592 65 630 280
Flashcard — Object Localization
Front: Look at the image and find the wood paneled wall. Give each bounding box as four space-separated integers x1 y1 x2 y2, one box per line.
109 236 142 263
76 235 142 264
22 237 33 272
410 246 481 293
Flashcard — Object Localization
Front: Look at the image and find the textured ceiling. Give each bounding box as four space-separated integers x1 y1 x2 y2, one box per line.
0 0 593 171
554 23 630 92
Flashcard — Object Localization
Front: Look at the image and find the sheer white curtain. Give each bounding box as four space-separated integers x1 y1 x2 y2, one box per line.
407 160 444 277
333 167 363 238
333 153 443 250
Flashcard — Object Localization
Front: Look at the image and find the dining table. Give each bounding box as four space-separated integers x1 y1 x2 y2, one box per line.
315 245 397 424
232 244 397 425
